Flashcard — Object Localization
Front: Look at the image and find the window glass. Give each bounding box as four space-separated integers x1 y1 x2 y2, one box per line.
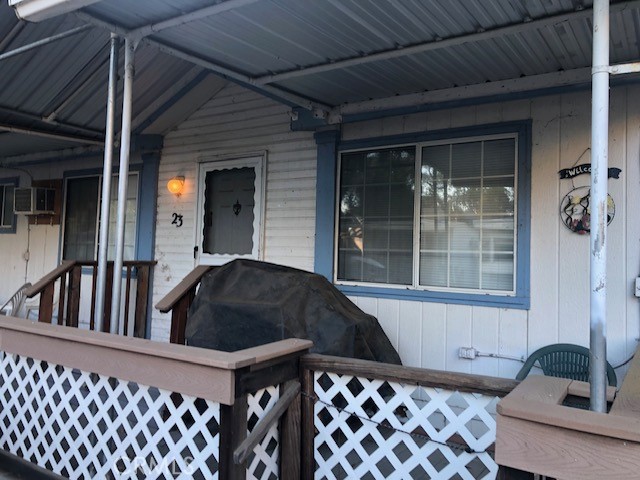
106 175 138 260
420 138 515 292
338 147 415 285
63 174 138 261
0 185 15 229
2 186 14 228
202 167 255 255
197 156 264 266
337 134 517 295
63 177 99 260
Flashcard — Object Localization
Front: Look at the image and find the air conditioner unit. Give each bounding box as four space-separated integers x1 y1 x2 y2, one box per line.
14 187 56 215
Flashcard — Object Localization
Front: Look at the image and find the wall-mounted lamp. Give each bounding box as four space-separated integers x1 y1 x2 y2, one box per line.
167 176 185 197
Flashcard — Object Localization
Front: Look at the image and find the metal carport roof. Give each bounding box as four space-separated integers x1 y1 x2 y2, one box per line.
1 0 640 159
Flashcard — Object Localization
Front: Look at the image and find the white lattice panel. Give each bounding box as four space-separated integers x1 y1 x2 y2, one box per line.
0 353 220 479
247 386 280 480
314 372 500 480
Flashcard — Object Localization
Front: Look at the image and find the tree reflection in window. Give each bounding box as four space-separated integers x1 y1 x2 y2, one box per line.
337 136 517 294
338 147 415 285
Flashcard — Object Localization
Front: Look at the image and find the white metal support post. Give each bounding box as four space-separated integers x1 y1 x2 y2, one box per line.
590 0 610 413
94 34 119 332
110 37 136 334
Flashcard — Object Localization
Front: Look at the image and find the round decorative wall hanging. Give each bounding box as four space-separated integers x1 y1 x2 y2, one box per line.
559 186 615 234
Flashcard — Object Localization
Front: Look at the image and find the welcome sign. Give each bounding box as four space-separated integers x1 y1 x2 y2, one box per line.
559 163 622 179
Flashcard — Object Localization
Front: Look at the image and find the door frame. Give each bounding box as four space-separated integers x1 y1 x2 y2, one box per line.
195 153 266 266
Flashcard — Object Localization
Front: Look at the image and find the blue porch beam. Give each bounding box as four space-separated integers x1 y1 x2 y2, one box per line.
313 129 339 280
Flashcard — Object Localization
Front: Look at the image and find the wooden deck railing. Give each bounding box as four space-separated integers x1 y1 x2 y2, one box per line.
302 354 520 479
25 260 156 337
156 265 523 478
0 302 527 479
0 316 311 479
155 265 215 344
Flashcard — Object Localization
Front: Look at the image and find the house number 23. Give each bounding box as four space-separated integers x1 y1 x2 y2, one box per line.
171 213 183 228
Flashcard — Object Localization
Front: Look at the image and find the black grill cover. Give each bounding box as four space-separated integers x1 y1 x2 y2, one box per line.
185 260 401 364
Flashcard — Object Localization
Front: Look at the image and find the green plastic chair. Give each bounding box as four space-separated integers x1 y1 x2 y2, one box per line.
516 343 617 387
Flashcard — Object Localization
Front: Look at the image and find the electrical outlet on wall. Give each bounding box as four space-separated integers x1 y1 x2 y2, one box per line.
458 347 477 360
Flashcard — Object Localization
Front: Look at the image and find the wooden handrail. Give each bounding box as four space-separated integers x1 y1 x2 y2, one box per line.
26 260 158 299
155 265 214 312
155 265 216 345
0 315 312 404
25 260 157 336
25 260 76 298
69 260 158 268
302 354 519 397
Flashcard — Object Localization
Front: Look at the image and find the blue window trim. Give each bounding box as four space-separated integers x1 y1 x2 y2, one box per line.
139 153 159 340
314 121 531 310
0 177 18 234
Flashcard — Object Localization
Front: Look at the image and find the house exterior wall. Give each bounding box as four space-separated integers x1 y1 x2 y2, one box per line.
151 85 317 341
342 86 640 379
4 81 636 382
152 82 640 382
0 153 154 323
0 155 106 302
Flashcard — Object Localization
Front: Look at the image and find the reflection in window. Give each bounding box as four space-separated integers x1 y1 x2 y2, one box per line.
338 147 415 285
337 136 517 295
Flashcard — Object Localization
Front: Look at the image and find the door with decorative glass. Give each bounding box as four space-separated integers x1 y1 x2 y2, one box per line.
196 156 264 265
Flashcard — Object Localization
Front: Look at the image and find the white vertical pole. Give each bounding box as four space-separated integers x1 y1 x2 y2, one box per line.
110 38 136 334
590 0 610 412
94 34 119 332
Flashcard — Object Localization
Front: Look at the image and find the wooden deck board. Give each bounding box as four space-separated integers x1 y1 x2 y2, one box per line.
497 413 640 479
496 345 640 478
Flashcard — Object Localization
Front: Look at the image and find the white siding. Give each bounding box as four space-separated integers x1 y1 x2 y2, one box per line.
343 86 640 380
151 85 316 341
0 155 109 307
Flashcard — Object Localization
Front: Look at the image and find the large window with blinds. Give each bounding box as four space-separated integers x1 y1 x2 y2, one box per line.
337 131 523 298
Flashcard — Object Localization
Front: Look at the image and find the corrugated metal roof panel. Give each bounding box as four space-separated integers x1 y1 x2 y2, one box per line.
0 0 207 150
2 0 640 159
88 0 633 108
0 131 80 158
84 0 216 30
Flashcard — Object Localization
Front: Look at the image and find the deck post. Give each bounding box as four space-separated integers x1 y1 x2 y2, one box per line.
219 393 248 480
94 34 119 333
110 37 136 334
279 379 301 479
590 0 609 412
300 366 315 479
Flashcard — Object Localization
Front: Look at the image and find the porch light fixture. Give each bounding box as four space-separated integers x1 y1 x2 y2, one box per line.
167 176 185 197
